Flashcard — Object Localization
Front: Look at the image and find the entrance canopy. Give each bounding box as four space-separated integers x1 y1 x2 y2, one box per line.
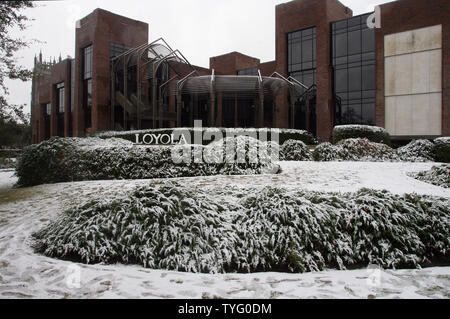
179 75 289 98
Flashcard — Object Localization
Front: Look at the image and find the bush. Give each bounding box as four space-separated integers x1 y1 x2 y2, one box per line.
338 138 398 161
33 183 450 273
312 142 341 161
434 137 450 163
409 164 450 188
313 138 398 162
92 127 318 146
16 136 280 187
397 140 435 162
280 140 313 161
333 125 391 146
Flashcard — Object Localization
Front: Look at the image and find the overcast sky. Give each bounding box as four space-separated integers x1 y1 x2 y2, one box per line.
5 0 392 113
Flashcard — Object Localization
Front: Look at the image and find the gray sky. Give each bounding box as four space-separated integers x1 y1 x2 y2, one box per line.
5 0 392 114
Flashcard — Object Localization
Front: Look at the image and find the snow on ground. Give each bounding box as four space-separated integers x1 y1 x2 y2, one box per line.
0 162 449 299
0 169 16 190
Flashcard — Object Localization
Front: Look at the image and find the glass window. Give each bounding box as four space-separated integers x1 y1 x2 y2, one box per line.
46 103 51 116
237 67 258 76
83 45 93 80
58 86 65 113
110 42 131 58
348 30 361 55
288 26 316 89
85 79 92 109
332 13 375 126
335 33 347 57
362 65 375 91
71 59 75 113
84 79 92 129
335 69 348 93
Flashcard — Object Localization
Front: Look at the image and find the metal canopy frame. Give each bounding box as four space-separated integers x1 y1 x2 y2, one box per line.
111 38 196 129
269 72 315 129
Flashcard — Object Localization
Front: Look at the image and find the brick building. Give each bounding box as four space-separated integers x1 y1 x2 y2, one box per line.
31 0 449 144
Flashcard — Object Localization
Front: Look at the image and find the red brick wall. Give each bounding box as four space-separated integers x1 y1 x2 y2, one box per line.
275 0 352 140
259 60 276 76
47 59 71 137
74 9 148 136
375 0 450 137
210 51 260 75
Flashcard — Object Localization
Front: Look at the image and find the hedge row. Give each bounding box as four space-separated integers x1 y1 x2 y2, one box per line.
409 164 450 189
311 138 450 163
333 125 391 146
91 127 318 146
16 136 280 187
33 182 450 273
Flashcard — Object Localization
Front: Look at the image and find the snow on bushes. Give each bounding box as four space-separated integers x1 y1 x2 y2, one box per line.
313 138 397 162
280 140 312 161
313 138 445 162
93 127 318 146
16 136 280 187
333 125 391 145
33 182 450 274
409 164 450 189
312 143 341 162
434 137 450 163
397 140 435 162
338 138 397 161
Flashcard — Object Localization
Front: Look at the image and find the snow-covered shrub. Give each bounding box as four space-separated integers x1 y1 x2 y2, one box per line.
312 142 341 161
337 138 398 161
280 140 313 161
92 127 318 146
313 139 398 162
33 183 450 273
16 136 280 187
409 164 450 188
397 140 435 162
433 137 450 163
333 125 391 145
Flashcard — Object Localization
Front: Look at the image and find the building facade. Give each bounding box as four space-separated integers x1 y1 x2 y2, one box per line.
31 0 449 144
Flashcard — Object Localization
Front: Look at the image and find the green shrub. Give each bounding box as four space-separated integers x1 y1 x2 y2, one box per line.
397 140 435 162
333 125 391 145
337 138 398 161
16 136 280 187
280 139 313 161
409 164 450 188
92 127 318 146
33 183 450 273
433 137 450 163
312 142 341 161
313 138 398 162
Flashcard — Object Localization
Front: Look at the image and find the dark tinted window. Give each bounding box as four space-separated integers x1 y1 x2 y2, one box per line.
83 45 93 80
288 26 316 90
237 67 258 76
332 13 375 126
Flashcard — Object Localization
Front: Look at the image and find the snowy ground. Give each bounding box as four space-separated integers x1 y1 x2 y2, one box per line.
0 162 449 299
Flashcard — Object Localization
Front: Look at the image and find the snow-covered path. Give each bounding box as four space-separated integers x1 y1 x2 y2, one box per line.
0 162 449 299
